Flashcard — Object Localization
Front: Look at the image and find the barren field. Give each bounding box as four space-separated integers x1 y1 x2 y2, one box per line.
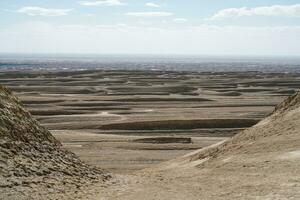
1 70 299 174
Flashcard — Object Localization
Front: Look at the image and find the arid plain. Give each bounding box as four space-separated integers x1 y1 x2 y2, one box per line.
1 69 299 174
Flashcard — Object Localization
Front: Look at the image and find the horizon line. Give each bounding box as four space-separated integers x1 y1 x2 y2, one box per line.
1 52 300 58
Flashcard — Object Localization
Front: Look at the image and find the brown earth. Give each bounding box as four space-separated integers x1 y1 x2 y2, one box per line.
1 70 299 173
93 91 300 200
0 86 110 200
0 70 300 199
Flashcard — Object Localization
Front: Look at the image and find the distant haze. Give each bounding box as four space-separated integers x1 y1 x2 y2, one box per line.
1 54 300 73
1 1 300 55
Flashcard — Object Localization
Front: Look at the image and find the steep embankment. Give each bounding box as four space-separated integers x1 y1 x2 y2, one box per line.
0 86 110 200
99 91 300 199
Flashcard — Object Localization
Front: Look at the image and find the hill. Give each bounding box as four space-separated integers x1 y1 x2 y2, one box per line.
98 91 300 199
0 86 110 200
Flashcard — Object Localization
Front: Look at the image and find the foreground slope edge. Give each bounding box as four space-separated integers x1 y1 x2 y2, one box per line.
0 86 110 200
98 91 300 200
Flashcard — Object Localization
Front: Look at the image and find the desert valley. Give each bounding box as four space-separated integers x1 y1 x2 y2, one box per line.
1 69 300 199
1 70 299 173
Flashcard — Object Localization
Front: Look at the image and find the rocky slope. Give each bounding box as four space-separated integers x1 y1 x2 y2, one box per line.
0 86 110 200
97 91 300 199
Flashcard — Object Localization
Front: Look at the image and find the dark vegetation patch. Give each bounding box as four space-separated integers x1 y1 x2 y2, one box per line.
21 99 66 104
68 106 131 111
191 104 277 108
214 91 242 96
8 86 103 94
100 119 260 130
106 92 171 96
60 102 122 107
29 109 86 116
118 145 201 151
110 97 213 102
132 137 192 144
107 85 197 94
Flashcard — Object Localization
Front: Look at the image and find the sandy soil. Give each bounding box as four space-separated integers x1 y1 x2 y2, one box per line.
91 92 300 200
1 70 299 174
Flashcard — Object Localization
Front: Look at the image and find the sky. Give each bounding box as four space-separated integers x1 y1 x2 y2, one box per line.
1 0 300 56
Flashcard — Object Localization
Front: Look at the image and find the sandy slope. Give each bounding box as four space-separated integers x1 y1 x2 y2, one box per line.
0 86 110 200
96 92 300 200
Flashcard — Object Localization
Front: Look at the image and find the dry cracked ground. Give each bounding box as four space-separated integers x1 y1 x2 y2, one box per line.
0 69 300 199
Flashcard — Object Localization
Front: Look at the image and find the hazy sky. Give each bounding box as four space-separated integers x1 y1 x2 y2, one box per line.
1 0 300 55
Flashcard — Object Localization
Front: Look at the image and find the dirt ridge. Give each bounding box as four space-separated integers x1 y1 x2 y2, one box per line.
0 86 110 200
96 91 300 199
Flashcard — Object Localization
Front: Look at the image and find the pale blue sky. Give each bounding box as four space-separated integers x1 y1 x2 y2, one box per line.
1 0 300 55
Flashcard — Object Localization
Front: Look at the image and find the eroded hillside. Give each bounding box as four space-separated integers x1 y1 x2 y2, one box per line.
0 86 110 200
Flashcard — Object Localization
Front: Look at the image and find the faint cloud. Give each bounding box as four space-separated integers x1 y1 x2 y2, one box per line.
125 12 173 17
78 0 126 6
210 4 300 20
85 13 95 17
173 18 187 23
17 6 72 16
146 2 160 8
1 22 300 55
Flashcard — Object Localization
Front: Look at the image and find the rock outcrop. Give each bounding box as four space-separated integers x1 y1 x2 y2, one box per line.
0 86 110 200
273 91 300 114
